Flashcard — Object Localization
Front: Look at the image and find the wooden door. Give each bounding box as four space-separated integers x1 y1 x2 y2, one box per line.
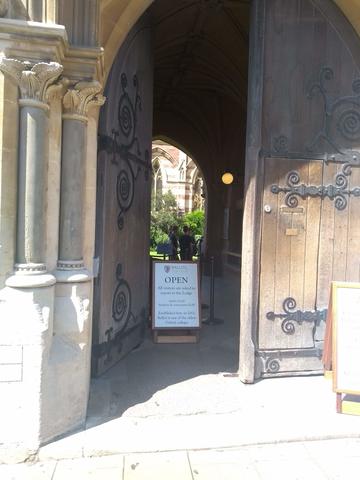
259 158 324 358
254 0 360 376
92 14 153 376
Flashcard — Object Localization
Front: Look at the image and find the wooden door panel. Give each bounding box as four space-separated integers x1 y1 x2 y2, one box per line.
316 162 336 310
317 162 360 301
259 158 323 351
346 166 360 282
253 0 360 377
92 14 153 376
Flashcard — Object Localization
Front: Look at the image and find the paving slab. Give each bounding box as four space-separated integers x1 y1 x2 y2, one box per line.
6 440 360 479
0 461 57 480
123 451 192 480
254 457 328 480
313 455 360 480
189 449 262 480
52 455 124 480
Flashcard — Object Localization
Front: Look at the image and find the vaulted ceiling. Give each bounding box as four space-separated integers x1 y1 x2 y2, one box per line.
151 0 250 112
150 0 250 176
100 1 360 78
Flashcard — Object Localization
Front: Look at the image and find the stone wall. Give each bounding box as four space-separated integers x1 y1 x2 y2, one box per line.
0 15 103 462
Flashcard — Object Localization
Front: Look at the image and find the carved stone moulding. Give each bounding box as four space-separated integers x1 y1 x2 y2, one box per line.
14 262 46 274
6 265 56 288
57 260 85 271
0 13 104 85
55 259 92 284
62 79 105 122
0 56 63 105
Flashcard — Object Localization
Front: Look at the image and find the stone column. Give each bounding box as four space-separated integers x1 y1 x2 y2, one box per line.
0 57 63 287
0 57 62 458
56 81 105 282
41 83 105 443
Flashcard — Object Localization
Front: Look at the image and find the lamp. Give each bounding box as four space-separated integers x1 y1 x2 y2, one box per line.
221 172 234 185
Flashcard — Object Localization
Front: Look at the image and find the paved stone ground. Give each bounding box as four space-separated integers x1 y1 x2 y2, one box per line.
2 438 360 479
2 272 360 477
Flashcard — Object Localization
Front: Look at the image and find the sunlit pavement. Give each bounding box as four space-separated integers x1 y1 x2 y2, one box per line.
2 439 360 479
2 273 360 478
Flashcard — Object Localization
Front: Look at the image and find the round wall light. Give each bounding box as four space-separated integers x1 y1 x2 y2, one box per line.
221 172 234 185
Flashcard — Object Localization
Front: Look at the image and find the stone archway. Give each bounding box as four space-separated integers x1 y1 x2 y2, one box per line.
2 0 360 458
93 0 250 380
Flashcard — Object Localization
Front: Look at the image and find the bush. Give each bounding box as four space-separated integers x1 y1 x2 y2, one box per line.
150 191 180 248
181 210 205 237
150 223 169 248
150 191 205 248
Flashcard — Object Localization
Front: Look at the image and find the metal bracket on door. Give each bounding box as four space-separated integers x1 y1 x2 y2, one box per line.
266 297 327 335
257 348 323 375
98 73 151 230
271 169 360 211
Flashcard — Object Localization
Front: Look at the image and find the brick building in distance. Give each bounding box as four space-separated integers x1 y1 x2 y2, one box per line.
152 140 204 213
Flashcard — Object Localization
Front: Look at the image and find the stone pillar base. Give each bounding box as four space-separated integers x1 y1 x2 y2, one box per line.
54 266 91 284
5 272 56 288
39 279 93 443
0 276 93 454
0 283 55 461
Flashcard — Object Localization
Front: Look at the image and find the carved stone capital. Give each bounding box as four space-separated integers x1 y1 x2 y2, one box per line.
63 81 105 120
0 57 63 104
46 80 67 103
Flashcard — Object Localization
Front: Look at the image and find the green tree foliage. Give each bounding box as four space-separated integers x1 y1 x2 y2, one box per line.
153 190 177 211
150 190 205 248
150 190 179 248
181 210 205 237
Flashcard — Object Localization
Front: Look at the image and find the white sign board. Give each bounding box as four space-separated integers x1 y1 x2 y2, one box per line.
334 283 360 394
152 261 200 329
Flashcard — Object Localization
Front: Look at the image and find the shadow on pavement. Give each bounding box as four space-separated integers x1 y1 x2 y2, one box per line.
86 271 240 427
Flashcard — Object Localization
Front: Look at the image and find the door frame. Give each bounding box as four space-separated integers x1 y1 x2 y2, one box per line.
239 0 265 383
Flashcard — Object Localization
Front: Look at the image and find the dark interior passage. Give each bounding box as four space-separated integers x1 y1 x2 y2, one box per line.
150 0 250 272
93 0 250 378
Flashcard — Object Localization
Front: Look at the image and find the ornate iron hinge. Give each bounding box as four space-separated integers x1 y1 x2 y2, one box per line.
112 263 132 332
98 73 150 230
257 348 323 374
266 297 327 335
271 169 360 211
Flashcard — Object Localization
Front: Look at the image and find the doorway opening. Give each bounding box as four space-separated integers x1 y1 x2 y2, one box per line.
150 139 206 261
90 0 250 422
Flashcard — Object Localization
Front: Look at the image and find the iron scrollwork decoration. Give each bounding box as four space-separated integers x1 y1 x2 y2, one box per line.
272 135 289 155
265 357 281 374
271 168 360 211
307 67 360 155
98 73 151 230
92 263 141 366
268 67 360 163
257 348 323 374
266 297 327 335
92 311 147 366
112 263 133 333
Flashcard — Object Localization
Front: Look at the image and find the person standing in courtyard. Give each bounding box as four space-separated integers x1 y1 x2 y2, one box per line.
169 225 179 260
179 225 194 261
